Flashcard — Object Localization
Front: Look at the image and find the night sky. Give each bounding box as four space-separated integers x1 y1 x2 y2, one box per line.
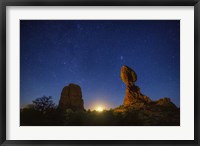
20 20 180 109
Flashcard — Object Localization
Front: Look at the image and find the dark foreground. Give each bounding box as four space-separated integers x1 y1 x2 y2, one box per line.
20 103 180 126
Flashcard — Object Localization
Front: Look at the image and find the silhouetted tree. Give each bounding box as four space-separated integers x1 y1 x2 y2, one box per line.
32 96 56 114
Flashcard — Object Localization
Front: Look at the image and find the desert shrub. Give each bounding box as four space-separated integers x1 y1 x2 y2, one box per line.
20 96 65 126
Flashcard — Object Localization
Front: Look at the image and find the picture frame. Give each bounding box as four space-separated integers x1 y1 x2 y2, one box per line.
0 0 199 145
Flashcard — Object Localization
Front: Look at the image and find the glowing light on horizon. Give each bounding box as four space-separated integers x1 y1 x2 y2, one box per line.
88 98 110 112
96 106 104 112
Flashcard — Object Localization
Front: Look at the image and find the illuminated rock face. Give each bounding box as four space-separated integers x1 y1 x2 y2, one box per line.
121 65 137 86
118 65 179 125
156 97 177 108
121 65 152 107
120 65 178 109
58 84 84 111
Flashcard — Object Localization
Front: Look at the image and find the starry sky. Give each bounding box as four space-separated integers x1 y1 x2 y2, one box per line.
20 20 180 109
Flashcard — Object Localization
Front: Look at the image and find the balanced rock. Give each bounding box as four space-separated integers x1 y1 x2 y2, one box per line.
121 65 152 107
121 65 137 85
58 83 84 111
119 65 179 125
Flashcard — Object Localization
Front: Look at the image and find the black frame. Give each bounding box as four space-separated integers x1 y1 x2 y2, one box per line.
0 0 199 145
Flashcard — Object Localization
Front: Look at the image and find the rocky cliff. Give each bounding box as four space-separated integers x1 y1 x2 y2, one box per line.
116 65 180 125
58 83 84 111
121 65 152 107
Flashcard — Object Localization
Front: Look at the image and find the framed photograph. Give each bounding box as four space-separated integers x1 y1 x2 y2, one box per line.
0 0 199 145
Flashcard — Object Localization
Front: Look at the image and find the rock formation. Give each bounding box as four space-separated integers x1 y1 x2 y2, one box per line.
117 65 180 125
120 65 178 108
156 97 177 108
121 65 151 107
58 83 84 111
